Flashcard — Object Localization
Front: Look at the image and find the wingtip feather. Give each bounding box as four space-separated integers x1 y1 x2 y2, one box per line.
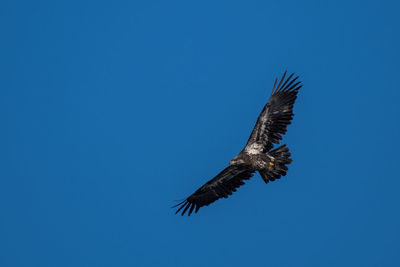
275 71 286 94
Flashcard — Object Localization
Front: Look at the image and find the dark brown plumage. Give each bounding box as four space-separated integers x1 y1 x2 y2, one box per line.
174 71 302 216
246 71 302 151
173 165 255 216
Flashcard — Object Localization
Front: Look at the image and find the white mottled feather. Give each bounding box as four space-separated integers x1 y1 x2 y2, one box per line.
244 142 263 155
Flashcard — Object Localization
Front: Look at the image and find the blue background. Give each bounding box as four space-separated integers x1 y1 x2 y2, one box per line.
1 0 399 266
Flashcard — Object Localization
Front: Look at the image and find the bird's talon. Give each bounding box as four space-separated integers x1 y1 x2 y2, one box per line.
269 161 275 168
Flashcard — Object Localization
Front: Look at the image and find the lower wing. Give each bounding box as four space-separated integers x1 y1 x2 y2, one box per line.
174 164 255 216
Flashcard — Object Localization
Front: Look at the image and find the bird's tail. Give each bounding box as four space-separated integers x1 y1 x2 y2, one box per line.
259 144 292 184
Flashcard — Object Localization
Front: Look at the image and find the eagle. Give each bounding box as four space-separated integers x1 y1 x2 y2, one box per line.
174 71 302 216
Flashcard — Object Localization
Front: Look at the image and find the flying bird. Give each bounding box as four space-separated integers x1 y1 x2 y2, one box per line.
174 71 302 216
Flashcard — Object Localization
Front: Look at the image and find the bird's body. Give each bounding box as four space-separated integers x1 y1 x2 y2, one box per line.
231 146 270 170
174 71 302 216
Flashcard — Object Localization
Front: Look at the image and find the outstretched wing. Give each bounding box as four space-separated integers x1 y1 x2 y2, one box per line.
174 165 255 216
246 72 302 151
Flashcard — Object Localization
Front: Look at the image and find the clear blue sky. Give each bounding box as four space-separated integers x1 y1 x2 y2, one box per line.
1 0 400 266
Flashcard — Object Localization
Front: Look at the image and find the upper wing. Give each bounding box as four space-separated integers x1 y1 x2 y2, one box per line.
246 72 302 151
174 164 255 216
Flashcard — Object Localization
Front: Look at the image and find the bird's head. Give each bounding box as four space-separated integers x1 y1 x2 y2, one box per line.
230 155 245 165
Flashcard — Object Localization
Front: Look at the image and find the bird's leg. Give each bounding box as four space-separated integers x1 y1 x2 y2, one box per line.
265 154 275 169
268 161 275 169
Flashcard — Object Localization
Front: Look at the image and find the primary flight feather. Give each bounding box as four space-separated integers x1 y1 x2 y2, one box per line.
174 71 302 216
